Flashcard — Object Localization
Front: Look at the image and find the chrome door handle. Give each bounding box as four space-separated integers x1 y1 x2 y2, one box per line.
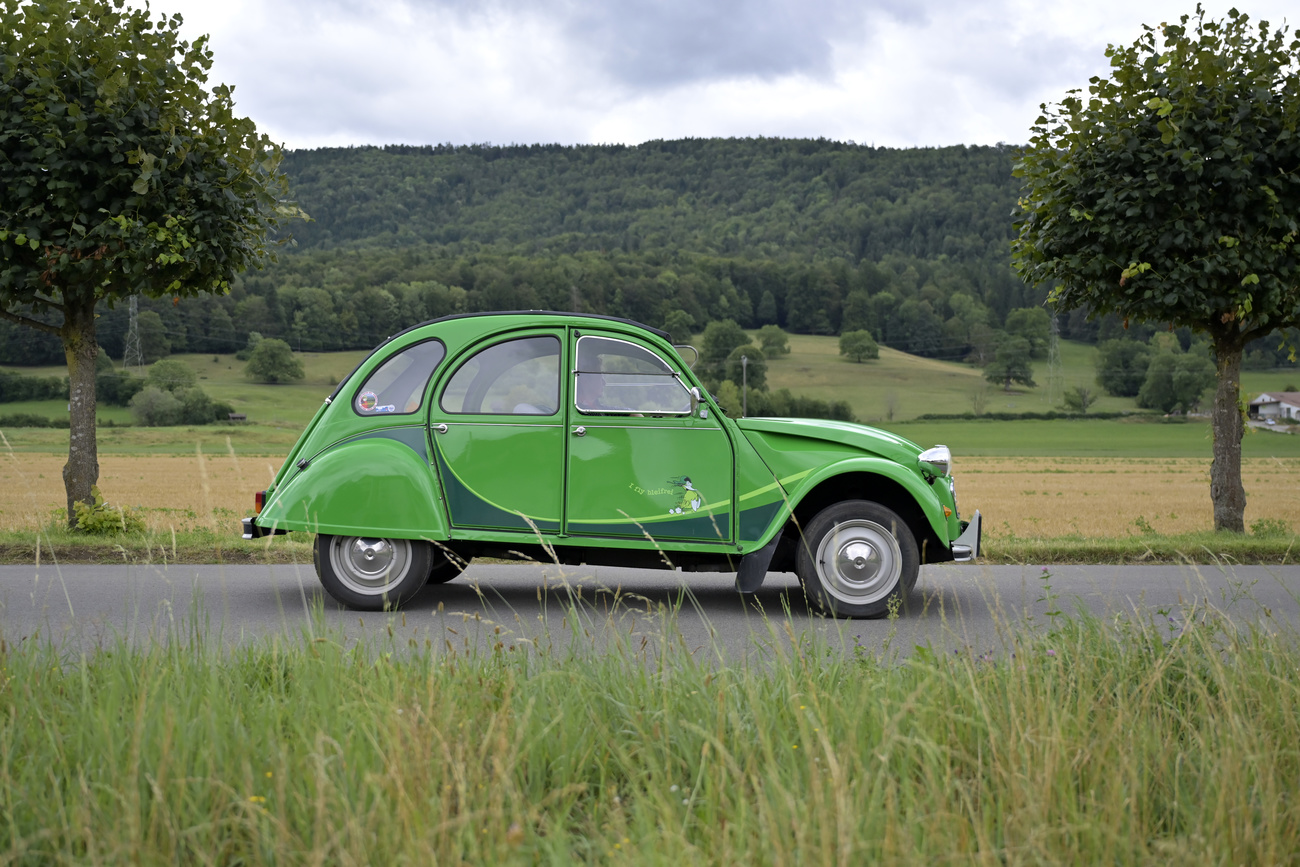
434 423 448 434
572 426 586 437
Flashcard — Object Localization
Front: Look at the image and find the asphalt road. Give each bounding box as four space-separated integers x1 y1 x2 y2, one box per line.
3 561 1297 658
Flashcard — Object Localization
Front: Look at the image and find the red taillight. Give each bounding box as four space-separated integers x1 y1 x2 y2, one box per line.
254 490 266 514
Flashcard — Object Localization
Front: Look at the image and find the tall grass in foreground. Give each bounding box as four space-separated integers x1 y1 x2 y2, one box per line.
1 601 1298 864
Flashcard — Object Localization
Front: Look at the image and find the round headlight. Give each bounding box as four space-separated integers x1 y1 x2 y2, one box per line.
919 445 951 477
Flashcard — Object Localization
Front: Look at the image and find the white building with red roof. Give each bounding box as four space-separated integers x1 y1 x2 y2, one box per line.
1248 392 1300 421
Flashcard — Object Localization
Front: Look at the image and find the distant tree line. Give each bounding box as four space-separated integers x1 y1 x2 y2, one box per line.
2 139 1294 378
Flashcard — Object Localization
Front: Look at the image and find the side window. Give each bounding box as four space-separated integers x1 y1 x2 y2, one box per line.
354 339 446 416
574 336 692 415
441 336 560 415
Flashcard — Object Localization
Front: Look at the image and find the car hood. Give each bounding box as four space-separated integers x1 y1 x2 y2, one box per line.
734 417 924 465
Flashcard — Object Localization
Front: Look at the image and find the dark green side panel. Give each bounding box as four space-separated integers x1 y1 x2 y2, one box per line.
434 449 560 532
433 422 564 532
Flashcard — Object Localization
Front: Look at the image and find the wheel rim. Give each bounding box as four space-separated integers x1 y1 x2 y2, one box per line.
815 519 902 605
329 536 413 596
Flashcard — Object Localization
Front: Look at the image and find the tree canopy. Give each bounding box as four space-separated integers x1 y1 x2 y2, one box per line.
1012 6 1300 531
0 0 297 521
245 338 305 384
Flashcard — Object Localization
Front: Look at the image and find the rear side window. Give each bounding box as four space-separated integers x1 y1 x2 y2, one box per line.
353 340 446 416
441 336 560 415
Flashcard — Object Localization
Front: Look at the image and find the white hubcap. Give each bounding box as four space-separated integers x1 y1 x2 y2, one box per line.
816 520 902 605
330 537 412 595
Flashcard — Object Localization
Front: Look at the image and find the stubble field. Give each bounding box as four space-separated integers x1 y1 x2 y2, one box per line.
3 448 1297 540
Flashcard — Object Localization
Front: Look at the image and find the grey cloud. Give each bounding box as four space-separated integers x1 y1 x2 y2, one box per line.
555 0 894 88
318 0 924 89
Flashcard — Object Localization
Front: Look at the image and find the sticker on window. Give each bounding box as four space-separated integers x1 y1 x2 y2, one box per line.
358 391 379 412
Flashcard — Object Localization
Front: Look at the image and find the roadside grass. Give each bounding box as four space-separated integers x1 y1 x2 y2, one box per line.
2 589 1297 863
987 530 1299 565
0 526 313 565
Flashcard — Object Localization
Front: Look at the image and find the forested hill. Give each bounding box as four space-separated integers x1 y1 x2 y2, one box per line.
7 139 1065 366
280 139 1019 264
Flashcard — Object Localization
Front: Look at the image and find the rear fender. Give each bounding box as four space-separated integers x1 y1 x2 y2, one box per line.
258 437 449 540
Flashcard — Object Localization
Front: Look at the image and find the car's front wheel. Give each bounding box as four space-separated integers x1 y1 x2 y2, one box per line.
796 500 919 618
314 534 434 611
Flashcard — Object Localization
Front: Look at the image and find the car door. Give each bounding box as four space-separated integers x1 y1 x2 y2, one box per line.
430 331 565 533
564 331 734 543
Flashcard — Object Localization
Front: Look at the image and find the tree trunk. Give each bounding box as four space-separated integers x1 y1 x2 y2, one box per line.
1210 340 1246 533
60 297 100 528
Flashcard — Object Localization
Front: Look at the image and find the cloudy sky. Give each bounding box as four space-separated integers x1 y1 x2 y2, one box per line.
154 0 1295 151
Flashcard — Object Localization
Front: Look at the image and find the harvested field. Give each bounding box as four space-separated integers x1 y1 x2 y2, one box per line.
963 456 1300 538
0 449 282 534
1 451 1297 538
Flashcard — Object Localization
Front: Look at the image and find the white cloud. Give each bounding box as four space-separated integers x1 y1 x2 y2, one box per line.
155 0 1298 149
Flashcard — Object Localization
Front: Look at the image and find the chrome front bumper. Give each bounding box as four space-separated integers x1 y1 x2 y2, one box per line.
951 510 981 562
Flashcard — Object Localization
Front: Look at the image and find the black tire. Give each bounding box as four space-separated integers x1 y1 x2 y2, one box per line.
425 544 469 585
314 534 433 611
795 500 919 618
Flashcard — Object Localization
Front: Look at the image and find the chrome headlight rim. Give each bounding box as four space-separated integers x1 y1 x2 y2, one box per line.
918 444 952 477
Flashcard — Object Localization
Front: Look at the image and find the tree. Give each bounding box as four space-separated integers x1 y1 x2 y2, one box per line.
0 0 298 524
984 336 1036 391
1095 339 1152 397
1137 350 1216 413
838 330 880 362
664 310 695 344
757 324 790 357
725 345 767 391
1012 8 1300 532
145 359 198 395
128 386 182 427
1004 307 1051 358
1063 385 1095 414
137 311 170 363
700 319 749 368
245 338 305 384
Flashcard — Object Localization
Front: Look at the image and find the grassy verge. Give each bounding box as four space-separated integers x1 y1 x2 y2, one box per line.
2 597 1296 862
0 527 1296 566
0 527 314 566
983 530 1300 565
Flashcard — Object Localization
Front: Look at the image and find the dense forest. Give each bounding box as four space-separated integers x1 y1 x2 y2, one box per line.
2 138 1293 369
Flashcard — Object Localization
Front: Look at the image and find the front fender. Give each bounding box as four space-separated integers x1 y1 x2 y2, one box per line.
258 437 449 540
761 457 951 549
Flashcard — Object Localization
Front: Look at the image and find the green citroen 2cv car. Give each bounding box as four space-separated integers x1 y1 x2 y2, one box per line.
243 312 980 617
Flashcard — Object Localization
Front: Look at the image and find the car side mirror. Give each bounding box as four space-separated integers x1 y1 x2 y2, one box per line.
690 386 709 418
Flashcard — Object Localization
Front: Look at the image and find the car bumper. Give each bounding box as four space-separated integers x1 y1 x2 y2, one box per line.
951 510 981 561
242 517 288 540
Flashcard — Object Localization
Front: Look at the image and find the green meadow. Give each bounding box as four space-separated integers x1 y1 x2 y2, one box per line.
4 335 1297 459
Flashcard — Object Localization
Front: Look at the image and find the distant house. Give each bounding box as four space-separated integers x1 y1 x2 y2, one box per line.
1248 392 1300 421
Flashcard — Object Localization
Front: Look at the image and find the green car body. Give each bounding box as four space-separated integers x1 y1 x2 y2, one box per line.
243 312 980 617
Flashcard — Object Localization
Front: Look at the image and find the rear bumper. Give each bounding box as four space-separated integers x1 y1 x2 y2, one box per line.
950 510 981 562
242 517 288 540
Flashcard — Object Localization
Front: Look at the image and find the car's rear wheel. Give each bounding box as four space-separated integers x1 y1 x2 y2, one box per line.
796 500 919 618
314 534 433 611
